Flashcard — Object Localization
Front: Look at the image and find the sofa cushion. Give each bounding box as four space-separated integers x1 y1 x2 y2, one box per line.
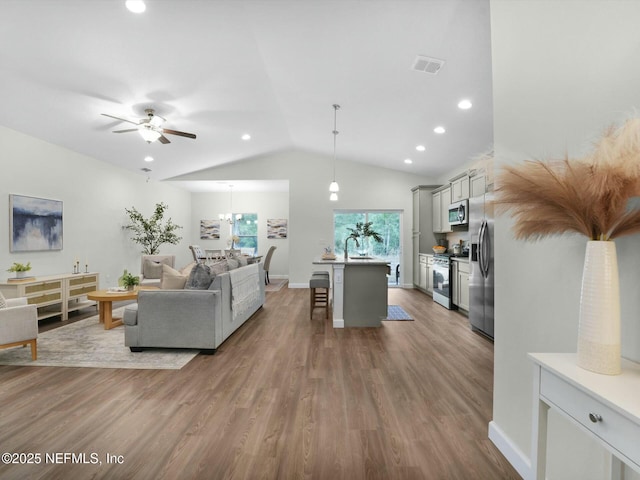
180 262 197 276
227 258 239 270
185 263 214 290
237 255 248 267
143 259 163 279
161 264 188 289
209 260 228 275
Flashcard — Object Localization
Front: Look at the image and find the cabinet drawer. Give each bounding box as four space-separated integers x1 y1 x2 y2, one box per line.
455 261 469 274
27 291 62 305
540 369 640 466
69 275 98 286
419 255 428 264
25 280 62 294
69 285 96 297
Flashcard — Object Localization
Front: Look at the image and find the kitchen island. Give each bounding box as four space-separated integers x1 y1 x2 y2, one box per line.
313 256 389 328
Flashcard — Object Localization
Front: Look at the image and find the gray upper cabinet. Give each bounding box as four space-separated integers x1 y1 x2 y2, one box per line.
432 186 452 233
470 174 486 198
451 175 470 201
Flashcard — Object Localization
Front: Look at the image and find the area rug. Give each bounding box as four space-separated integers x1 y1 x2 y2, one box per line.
265 278 288 292
0 308 198 370
384 305 414 321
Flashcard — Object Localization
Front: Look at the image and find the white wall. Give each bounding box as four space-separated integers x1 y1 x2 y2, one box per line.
190 190 289 279
171 150 435 286
0 125 193 289
490 2 640 479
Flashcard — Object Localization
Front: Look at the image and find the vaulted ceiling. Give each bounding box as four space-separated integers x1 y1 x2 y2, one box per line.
0 0 493 182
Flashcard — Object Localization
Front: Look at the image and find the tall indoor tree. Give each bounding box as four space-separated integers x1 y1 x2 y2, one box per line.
124 202 183 255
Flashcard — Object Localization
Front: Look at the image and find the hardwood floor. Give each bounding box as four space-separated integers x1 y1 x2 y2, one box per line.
0 288 520 480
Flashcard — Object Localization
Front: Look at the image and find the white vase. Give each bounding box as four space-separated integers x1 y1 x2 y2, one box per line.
577 240 621 375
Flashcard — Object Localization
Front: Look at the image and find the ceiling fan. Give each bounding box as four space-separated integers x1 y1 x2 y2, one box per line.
101 108 196 144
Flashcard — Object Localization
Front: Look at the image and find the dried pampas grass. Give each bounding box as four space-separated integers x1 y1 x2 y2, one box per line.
494 119 640 241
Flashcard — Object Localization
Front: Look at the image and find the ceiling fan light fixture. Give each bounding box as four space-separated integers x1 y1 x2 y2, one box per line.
125 0 146 13
138 126 161 143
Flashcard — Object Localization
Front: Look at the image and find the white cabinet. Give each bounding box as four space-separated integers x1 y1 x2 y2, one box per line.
432 187 452 233
426 255 434 295
451 176 470 201
0 273 99 321
452 260 469 311
412 186 437 290
529 353 640 480
418 254 428 291
470 174 486 198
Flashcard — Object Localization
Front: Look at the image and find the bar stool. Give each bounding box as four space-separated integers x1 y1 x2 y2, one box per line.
309 273 330 319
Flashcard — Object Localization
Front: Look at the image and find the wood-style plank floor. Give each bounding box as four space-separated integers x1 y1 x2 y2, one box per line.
0 287 520 480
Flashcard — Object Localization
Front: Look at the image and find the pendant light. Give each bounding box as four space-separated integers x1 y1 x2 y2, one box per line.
329 104 340 201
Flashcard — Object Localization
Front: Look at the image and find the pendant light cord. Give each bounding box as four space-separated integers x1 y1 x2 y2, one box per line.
332 104 340 182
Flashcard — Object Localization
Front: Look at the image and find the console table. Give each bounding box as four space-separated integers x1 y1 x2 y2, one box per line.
529 353 640 480
0 273 99 321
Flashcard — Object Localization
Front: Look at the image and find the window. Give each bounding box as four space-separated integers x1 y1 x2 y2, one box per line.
232 213 258 254
334 210 402 286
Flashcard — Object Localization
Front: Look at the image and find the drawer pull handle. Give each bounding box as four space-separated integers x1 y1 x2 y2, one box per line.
588 413 602 423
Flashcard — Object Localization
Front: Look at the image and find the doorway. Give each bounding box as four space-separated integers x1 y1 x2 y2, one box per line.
333 210 403 287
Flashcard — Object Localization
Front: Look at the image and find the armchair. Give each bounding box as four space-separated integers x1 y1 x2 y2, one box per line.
0 297 38 360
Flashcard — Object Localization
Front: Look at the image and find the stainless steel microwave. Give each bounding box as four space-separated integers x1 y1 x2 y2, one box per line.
448 199 468 226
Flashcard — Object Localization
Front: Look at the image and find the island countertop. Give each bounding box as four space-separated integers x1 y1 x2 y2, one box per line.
313 256 389 266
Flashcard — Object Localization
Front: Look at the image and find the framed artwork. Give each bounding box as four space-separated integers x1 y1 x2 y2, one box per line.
267 218 287 239
200 219 221 239
10 194 63 252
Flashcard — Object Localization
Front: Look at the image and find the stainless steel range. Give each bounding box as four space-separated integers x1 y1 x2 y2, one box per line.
433 253 455 310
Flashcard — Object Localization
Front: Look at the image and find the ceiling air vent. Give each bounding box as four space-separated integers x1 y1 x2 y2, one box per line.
412 55 445 75
140 167 152 173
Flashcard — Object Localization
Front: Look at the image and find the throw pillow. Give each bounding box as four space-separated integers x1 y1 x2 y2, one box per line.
180 262 197 276
0 291 6 309
143 259 163 279
226 258 239 270
161 264 187 289
209 260 228 275
237 255 248 267
185 263 214 290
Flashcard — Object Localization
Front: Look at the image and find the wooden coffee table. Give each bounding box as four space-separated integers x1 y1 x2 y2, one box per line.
87 287 157 330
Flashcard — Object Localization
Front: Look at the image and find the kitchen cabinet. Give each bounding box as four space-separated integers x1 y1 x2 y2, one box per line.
432 186 452 233
426 254 434 295
418 254 428 291
451 175 470 201
470 174 486 198
412 186 437 289
452 259 469 311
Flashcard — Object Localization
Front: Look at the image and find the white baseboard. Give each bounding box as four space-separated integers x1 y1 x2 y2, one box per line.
333 319 344 328
288 283 308 289
488 421 531 480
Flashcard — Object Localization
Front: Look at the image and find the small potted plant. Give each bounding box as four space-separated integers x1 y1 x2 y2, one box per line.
118 270 140 291
7 262 32 279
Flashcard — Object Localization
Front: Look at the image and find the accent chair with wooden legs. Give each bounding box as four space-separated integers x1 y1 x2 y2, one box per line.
0 297 38 360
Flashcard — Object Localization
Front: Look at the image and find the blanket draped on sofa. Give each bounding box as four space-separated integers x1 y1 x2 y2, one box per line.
229 263 261 321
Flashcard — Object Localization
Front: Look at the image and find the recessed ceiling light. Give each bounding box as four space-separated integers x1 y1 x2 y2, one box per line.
241 133 251 141
125 0 146 13
144 156 154 162
404 159 413 164
458 99 472 110
416 145 426 152
434 126 446 134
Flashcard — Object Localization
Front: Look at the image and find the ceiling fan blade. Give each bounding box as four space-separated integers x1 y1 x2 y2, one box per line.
101 113 139 125
158 135 171 144
162 128 196 139
112 128 138 133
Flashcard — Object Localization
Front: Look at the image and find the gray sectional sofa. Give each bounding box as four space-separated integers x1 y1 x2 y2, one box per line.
123 264 265 354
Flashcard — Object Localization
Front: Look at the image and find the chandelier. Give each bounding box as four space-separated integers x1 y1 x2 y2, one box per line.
219 184 242 224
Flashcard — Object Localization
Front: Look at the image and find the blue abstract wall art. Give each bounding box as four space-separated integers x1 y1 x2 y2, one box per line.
10 194 63 252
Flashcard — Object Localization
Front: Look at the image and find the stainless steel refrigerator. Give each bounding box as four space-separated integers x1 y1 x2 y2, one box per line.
469 192 494 339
